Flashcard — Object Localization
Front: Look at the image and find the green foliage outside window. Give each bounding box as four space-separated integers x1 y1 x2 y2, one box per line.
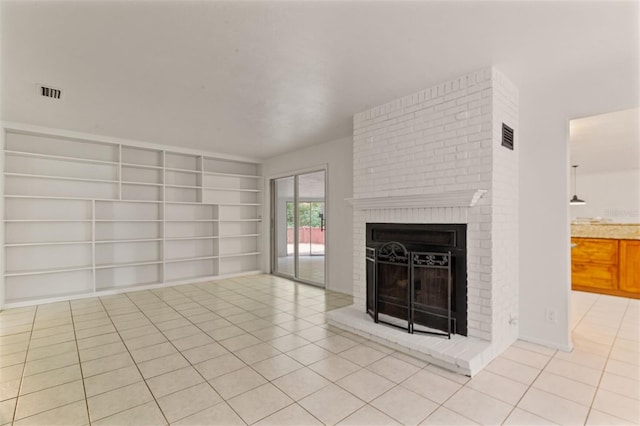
286 202 324 228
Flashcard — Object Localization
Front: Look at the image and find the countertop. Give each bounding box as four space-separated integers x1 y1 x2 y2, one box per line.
571 223 640 240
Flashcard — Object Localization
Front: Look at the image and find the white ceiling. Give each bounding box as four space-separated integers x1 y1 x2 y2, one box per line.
1 1 638 160
570 108 640 174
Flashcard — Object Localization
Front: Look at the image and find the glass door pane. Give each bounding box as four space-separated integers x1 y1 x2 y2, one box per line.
272 176 294 277
297 171 325 286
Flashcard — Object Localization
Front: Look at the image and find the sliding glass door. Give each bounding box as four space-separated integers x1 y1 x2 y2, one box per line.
271 170 325 287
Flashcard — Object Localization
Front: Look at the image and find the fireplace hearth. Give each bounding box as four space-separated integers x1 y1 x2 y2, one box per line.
366 223 467 337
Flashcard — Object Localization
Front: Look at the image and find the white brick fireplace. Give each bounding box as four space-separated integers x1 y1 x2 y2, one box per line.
328 67 519 376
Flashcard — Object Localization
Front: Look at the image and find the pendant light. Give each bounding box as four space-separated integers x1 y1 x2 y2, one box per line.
570 165 586 205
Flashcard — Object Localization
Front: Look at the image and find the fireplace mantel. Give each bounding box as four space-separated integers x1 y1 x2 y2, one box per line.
347 189 488 210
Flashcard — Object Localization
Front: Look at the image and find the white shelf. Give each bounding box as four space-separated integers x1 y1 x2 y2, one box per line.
122 181 163 187
5 219 92 223
95 260 163 269
163 201 208 205
165 236 217 241
95 238 162 244
165 167 200 174
6 195 111 202
218 252 261 258
203 187 261 192
5 172 118 185
95 219 163 222
5 241 92 247
5 265 93 277
165 184 200 189
204 171 262 179
3 130 263 305
165 219 218 222
122 162 163 170
165 255 218 263
5 149 119 166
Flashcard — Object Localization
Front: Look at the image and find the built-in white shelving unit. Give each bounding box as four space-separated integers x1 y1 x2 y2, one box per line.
3 130 263 306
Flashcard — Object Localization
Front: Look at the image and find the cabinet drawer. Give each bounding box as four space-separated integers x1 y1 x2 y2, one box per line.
571 262 617 290
571 238 618 264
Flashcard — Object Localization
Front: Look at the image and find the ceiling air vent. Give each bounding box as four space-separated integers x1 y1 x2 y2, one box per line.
502 123 514 151
39 85 62 100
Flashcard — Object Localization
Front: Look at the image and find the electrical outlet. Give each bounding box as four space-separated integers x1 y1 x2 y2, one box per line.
545 308 558 324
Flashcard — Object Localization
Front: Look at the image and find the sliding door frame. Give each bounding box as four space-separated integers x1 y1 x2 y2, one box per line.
269 165 328 288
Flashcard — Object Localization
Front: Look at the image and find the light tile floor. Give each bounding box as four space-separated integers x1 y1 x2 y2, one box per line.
0 274 638 425
276 256 325 286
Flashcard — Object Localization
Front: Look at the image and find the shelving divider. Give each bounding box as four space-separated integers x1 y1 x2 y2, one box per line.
92 200 96 292
118 144 122 200
161 150 166 284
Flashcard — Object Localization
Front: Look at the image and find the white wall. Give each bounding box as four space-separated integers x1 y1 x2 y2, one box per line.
570 169 640 223
518 57 639 350
262 137 353 295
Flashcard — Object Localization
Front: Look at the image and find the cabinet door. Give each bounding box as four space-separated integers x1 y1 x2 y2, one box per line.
571 238 618 264
619 240 640 295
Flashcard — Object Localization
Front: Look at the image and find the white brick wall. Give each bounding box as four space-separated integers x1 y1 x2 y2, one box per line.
352 67 518 347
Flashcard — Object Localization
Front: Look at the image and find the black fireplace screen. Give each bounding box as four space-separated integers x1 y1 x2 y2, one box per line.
366 223 467 337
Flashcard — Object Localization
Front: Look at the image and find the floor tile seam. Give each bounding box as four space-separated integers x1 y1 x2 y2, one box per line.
365 384 436 426
571 297 599 333
18 363 83 396
75 327 121 342
10 302 38 425
264 401 324 426
76 334 123 351
586 407 640 424
483 355 547 382
70 311 109 320
165 398 236 425
595 379 640 401
77 344 131 365
488 344 556 426
296 381 369 425
585 300 635 422
269 371 334 402
0 345 29 359
68 298 99 426
243 399 299 426
94 296 171 426
121 291 247 405
528 379 598 407
244 352 305 383
82 365 145 398
9 397 87 425
88 397 156 424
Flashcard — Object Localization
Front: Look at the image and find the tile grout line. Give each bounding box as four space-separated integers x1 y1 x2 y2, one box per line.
132 282 350 425
9 306 37 424
497 346 558 425
91 295 171 425
68 300 94 425
154 285 324 425
583 296 630 424
121 289 249 425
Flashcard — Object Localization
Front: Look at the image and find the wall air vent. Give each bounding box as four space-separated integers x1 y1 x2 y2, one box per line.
39 85 63 100
502 123 514 150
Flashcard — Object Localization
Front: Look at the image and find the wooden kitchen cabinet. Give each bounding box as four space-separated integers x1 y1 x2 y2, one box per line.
572 237 640 299
619 240 640 294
